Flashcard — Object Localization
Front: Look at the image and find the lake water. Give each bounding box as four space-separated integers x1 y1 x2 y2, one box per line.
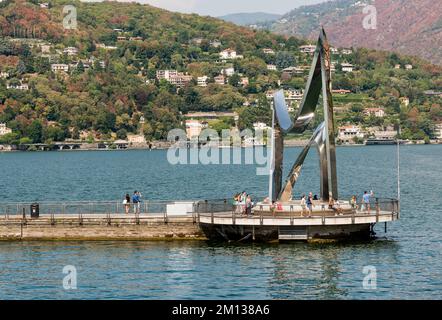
0 145 441 299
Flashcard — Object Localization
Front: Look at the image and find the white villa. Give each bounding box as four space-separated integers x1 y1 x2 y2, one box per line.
0 123 12 136
341 63 354 72
185 120 207 139
364 108 385 118
299 45 316 54
219 49 237 60
63 47 78 56
156 70 192 87
341 48 353 55
127 134 146 144
156 70 178 80
51 64 69 73
253 122 270 131
168 74 192 87
338 125 364 143
282 66 304 75
197 76 209 87
267 64 277 71
7 82 29 90
286 89 304 102
221 67 235 77
435 123 442 140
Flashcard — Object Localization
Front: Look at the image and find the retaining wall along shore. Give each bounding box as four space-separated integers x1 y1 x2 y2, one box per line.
0 215 206 241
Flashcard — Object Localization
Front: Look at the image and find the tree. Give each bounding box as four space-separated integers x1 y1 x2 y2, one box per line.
228 74 241 87
275 51 295 69
116 128 128 139
27 120 43 143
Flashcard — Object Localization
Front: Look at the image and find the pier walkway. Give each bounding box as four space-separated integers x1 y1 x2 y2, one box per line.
0 199 399 241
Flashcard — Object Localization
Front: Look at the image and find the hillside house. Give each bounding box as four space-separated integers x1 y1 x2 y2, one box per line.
221 67 235 77
63 47 78 56
338 125 364 143
6 82 29 90
197 76 209 87
364 108 385 118
219 49 237 60
51 64 69 73
214 75 225 85
299 45 316 54
341 63 354 72
341 48 353 55
0 123 12 136
185 120 207 139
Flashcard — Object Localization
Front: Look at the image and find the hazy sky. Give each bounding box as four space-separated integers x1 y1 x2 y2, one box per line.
120 0 329 16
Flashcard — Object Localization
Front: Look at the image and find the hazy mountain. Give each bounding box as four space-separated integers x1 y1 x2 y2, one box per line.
219 12 282 26
269 0 442 65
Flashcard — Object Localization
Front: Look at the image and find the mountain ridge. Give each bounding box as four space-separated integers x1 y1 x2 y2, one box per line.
269 0 442 65
219 12 282 26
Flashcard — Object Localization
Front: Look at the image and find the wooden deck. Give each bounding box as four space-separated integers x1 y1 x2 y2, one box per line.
199 210 399 227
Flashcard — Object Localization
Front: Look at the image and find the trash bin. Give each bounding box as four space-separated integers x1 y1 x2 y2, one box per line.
30 203 39 218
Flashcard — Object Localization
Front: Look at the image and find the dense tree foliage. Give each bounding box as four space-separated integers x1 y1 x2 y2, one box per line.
0 0 441 145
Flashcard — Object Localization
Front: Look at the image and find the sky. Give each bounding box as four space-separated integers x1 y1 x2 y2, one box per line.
116 0 329 16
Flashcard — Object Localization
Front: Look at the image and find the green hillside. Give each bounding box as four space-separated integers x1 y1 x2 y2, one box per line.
0 0 441 146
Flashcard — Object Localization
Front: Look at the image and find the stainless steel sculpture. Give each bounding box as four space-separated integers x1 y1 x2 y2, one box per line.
270 28 338 202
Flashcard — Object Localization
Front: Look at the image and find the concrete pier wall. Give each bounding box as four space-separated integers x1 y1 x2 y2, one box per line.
0 216 206 241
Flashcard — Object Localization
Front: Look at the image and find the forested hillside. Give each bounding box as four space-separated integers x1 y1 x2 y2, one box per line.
0 0 441 146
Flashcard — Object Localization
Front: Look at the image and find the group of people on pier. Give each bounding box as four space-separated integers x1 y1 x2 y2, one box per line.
122 191 142 214
233 192 254 216
249 190 376 217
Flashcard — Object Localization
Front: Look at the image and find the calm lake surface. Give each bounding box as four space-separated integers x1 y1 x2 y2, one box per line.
0 145 441 299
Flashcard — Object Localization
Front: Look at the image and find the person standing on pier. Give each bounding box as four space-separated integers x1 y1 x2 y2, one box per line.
300 194 306 217
350 195 358 210
362 191 374 213
123 194 131 214
132 191 141 214
306 192 314 215
245 195 253 216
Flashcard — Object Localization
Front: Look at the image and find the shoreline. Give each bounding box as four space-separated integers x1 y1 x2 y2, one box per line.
1 141 440 153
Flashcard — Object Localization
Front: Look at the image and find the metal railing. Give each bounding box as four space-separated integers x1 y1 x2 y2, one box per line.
0 199 234 217
0 198 399 221
0 201 187 216
196 198 399 218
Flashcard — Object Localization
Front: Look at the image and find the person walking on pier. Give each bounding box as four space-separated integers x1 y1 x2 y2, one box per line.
123 194 131 214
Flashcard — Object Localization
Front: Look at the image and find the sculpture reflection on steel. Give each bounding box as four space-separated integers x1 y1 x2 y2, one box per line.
269 28 338 203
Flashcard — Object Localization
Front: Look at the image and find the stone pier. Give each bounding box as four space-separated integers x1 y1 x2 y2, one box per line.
0 214 206 241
